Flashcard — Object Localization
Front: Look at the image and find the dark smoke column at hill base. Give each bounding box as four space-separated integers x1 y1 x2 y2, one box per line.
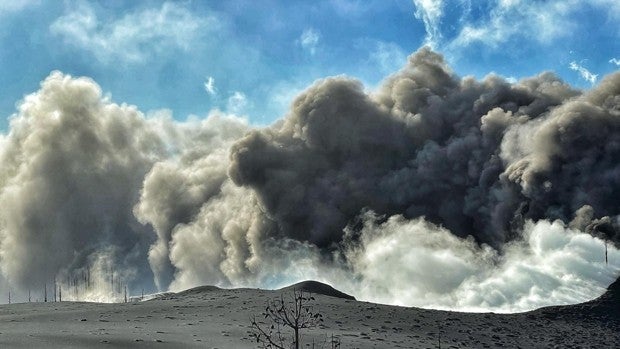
0 48 619 311
228 48 619 249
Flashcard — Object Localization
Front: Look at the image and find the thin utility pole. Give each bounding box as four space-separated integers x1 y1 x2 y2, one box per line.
605 240 608 266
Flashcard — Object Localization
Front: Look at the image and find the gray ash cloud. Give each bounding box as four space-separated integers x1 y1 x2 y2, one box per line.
229 48 620 248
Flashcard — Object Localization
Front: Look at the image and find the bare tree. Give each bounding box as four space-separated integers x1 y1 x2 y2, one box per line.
250 289 323 349
329 333 341 348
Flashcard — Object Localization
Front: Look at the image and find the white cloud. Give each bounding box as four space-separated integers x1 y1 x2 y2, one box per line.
329 0 366 16
50 1 216 64
505 76 518 83
569 61 598 84
429 0 620 52
267 81 305 114
610 58 620 66
299 28 320 55
0 0 39 15
411 0 444 48
370 41 407 75
204 76 217 96
227 91 248 114
591 0 620 19
450 0 577 49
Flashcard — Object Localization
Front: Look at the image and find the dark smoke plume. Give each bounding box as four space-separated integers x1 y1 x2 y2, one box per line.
228 48 614 249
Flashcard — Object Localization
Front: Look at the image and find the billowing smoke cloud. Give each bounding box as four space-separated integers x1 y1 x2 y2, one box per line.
0 48 619 311
0 72 250 301
0 72 163 296
228 48 585 248
344 212 619 312
133 115 251 289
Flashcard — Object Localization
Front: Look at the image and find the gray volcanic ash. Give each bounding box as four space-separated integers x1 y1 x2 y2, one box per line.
0 280 618 348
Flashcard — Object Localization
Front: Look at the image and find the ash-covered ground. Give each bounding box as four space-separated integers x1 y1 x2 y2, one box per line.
0 279 618 348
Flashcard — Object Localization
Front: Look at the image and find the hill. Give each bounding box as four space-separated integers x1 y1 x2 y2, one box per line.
278 280 356 300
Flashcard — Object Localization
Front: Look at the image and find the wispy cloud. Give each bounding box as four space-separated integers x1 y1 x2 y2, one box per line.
0 0 40 15
299 28 320 55
569 61 598 84
422 0 620 52
411 0 444 48
227 91 249 114
610 58 620 66
204 76 217 96
450 0 577 49
50 2 216 64
591 0 620 19
370 41 407 74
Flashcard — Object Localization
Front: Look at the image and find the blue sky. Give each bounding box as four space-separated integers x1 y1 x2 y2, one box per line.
0 0 618 130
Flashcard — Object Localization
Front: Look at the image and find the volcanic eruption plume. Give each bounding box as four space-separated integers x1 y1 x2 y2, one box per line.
0 48 618 311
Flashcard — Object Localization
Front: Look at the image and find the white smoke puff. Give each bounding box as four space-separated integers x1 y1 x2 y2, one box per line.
343 213 497 307
0 72 164 291
166 182 261 290
166 181 341 292
134 113 250 290
343 212 619 312
57 246 136 303
454 219 618 311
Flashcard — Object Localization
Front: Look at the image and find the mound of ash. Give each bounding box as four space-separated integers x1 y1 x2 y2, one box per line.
583 277 620 313
278 280 356 300
176 285 222 296
534 277 620 323
151 285 222 300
